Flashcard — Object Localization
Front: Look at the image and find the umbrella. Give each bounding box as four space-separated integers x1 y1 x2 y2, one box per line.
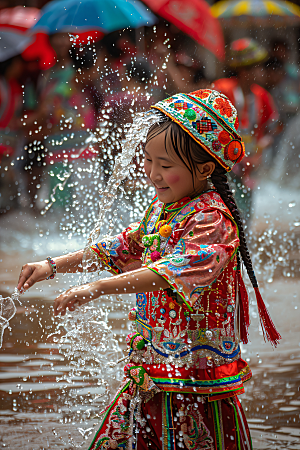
0 6 55 67
0 6 38 62
141 0 225 60
211 0 300 26
31 0 156 36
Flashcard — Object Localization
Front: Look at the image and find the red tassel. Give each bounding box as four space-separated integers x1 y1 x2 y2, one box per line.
254 287 281 347
237 270 250 344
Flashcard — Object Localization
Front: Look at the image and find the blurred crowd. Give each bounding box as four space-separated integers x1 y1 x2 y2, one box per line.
0 22 299 222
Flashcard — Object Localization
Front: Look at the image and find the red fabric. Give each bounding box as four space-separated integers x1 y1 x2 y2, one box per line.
143 359 249 383
137 393 251 450
237 270 250 344
22 33 56 70
142 0 225 60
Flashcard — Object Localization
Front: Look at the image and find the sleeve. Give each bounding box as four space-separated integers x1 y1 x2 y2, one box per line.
147 209 239 310
90 222 144 275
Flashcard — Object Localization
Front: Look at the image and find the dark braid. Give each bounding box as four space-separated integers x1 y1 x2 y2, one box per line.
147 113 258 289
211 166 258 288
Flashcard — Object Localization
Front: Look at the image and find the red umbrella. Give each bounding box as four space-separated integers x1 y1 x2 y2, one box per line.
142 0 225 60
0 6 56 68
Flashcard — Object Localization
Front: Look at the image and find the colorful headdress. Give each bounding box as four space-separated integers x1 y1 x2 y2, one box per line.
229 38 268 68
152 89 245 172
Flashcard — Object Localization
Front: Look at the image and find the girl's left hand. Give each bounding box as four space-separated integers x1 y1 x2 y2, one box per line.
54 280 101 316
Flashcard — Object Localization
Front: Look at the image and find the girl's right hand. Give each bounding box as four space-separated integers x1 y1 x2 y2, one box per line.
17 260 53 292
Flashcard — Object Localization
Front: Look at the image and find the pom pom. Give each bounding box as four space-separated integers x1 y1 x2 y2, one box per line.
125 332 137 346
150 251 161 262
124 362 135 377
132 335 146 350
128 308 137 321
159 224 172 238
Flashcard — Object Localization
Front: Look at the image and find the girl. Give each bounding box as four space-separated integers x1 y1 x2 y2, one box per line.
17 89 281 450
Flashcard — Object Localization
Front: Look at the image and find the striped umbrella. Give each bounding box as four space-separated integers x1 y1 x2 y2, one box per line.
211 0 300 26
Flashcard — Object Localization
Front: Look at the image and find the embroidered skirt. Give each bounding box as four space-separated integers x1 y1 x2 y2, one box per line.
88 386 252 450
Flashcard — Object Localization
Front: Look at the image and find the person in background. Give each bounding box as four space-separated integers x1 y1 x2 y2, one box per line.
213 38 278 224
0 55 24 213
165 51 209 94
20 33 75 209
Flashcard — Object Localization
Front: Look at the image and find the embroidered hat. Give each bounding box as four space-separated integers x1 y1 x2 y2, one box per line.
229 38 268 68
151 89 245 172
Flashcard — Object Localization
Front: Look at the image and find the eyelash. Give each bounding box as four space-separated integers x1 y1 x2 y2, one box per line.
145 159 171 169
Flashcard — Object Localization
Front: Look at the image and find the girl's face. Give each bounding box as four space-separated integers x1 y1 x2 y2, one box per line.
144 130 206 203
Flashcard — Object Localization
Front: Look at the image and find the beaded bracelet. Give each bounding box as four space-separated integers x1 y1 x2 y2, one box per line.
46 257 57 280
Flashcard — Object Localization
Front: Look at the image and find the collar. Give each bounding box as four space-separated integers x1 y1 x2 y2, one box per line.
163 189 216 213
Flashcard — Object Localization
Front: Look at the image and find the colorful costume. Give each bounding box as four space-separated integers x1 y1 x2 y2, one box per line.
88 89 280 450
89 191 252 450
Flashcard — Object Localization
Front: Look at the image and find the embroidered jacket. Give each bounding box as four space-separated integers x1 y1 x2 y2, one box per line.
91 190 251 399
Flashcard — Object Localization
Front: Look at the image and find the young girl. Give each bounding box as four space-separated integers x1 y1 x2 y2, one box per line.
17 89 281 450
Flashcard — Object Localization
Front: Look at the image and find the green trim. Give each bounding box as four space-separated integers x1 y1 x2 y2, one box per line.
212 401 223 450
232 399 242 450
152 374 241 386
88 381 130 450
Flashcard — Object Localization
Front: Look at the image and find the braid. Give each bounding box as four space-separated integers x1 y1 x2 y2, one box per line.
211 166 258 288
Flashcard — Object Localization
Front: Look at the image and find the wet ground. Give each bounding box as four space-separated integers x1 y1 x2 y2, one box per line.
0 179 300 449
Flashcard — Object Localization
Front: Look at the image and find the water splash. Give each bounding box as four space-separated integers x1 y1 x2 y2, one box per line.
81 110 158 276
0 288 19 348
56 110 159 403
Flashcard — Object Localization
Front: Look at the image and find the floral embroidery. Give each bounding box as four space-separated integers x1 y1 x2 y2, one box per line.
213 98 232 118
160 255 191 275
152 90 244 171
195 90 211 99
180 403 214 449
109 239 121 257
136 293 148 322
193 245 216 264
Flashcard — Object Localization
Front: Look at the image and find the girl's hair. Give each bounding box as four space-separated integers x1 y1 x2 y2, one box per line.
146 113 258 289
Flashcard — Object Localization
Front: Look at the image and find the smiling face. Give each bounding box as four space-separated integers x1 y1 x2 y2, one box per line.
144 127 211 203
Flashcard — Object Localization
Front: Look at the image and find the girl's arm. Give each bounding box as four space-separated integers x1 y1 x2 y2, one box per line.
17 249 100 291
54 267 169 316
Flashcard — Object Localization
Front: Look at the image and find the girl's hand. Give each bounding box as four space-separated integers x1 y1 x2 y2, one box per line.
53 281 101 316
17 260 54 292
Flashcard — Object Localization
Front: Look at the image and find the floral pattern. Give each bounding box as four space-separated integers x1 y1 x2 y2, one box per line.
152 89 245 172
213 97 232 118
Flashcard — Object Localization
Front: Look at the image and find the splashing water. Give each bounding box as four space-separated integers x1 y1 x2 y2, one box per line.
0 288 19 348
54 110 159 404
82 110 159 275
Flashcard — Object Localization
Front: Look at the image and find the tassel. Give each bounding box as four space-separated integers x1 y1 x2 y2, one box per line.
237 269 250 344
254 286 281 347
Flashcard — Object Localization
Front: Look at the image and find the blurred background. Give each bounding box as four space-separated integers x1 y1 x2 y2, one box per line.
0 0 300 448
